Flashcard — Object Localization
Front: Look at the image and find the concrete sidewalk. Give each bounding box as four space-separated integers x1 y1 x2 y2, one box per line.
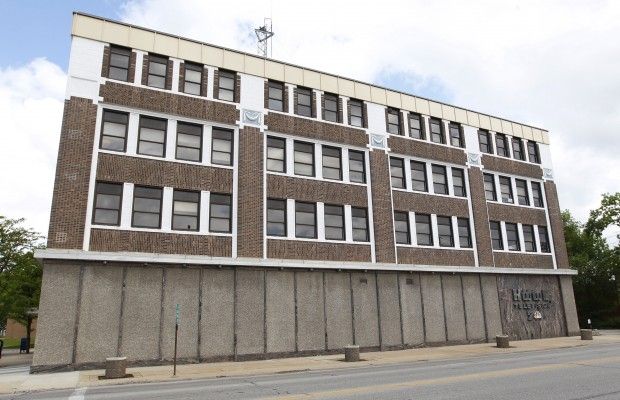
2 333 620 395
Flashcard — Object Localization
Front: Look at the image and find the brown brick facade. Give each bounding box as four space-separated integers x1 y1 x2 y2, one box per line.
99 82 238 125
493 252 554 269
481 154 543 179
392 191 469 217
388 135 467 165
267 175 368 208
396 247 476 266
47 97 98 249
468 167 494 267
486 203 548 226
90 229 232 256
544 181 570 268
369 151 396 263
264 112 367 147
267 240 371 262
237 127 264 258
96 153 232 193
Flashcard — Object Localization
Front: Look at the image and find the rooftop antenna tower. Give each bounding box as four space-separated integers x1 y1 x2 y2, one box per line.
255 18 274 58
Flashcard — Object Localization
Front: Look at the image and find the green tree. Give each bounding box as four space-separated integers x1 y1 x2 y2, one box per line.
565 193 620 328
0 216 44 351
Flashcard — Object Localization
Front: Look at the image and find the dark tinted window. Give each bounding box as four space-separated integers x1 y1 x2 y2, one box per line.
432 164 448 195
499 176 513 203
478 129 492 154
322 146 342 180
458 218 472 248
429 118 444 144
183 62 203 95
437 216 454 247
349 99 363 127
324 204 344 240
409 113 425 139
506 222 520 251
172 190 200 231
147 55 167 89
267 136 286 173
496 133 509 157
176 122 202 162
538 226 551 253
415 214 433 246
348 150 366 183
449 123 464 147
484 173 497 201
109 46 130 81
323 93 339 122
100 110 128 152
211 128 233 166
132 186 162 228
512 138 525 160
527 141 540 163
390 157 405 189
218 70 235 102
295 202 316 238
209 193 231 233
394 211 410 244
296 87 312 117
138 116 166 157
267 199 286 237
410 161 427 192
352 207 369 242
490 221 503 250
516 179 530 206
387 108 401 134
523 224 536 252
294 141 314 176
452 168 466 197
268 81 284 111
93 182 122 226
532 182 544 207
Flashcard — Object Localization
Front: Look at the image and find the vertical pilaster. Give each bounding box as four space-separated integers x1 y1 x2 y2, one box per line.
237 127 264 257
467 167 494 267
369 150 396 263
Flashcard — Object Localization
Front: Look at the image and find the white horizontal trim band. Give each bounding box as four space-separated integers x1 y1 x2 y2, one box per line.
35 249 576 275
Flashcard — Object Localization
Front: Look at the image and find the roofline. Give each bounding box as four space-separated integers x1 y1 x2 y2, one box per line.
72 11 548 133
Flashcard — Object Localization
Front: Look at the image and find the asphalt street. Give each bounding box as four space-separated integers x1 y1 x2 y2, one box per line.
3 342 620 400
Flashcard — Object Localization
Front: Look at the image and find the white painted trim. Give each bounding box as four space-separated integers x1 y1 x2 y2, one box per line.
286 199 296 239
120 183 134 228
171 58 180 93
317 202 326 240
315 143 323 180
34 248 576 275
206 66 215 99
161 187 173 230
200 191 210 233
134 51 144 84
344 205 353 242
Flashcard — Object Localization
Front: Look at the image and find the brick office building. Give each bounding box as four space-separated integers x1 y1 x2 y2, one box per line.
33 12 579 372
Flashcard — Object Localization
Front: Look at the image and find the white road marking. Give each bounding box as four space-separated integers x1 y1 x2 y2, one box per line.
68 387 86 400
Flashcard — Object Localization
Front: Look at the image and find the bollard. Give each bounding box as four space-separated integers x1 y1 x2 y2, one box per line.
344 345 360 362
580 329 593 341
105 357 127 379
496 335 510 348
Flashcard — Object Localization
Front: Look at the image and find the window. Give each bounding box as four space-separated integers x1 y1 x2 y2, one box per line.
457 218 472 248
394 211 410 244
499 176 513 203
484 173 497 201
538 226 551 253
408 113 425 139
495 133 509 157
410 161 427 192
531 181 544 207
432 164 448 195
352 207 369 242
323 93 339 122
209 193 232 233
268 81 284 111
415 214 433 246
211 128 233 166
348 99 363 127
176 122 202 162
512 138 525 160
147 55 167 89
296 87 312 117
295 202 316 238
429 118 444 144
527 141 540 163
452 168 466 197
324 204 345 240
523 224 536 252
294 141 314 176
93 182 122 226
348 150 366 183
449 123 464 147
108 46 131 81
387 108 401 134
100 110 128 152
183 62 203 95
490 221 503 250
478 130 493 154
138 116 166 157
437 216 454 247
172 190 200 231
506 223 520 251
267 199 287 236
390 157 405 189
132 186 162 228
322 146 342 180
267 136 286 172
217 70 235 102
516 179 530 206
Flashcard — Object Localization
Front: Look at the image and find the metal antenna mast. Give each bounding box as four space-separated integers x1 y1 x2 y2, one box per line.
255 18 274 58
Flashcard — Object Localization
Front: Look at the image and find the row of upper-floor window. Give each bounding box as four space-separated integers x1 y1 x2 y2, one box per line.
267 135 366 184
489 221 551 253
478 129 540 164
394 212 472 249
267 199 370 243
100 109 234 165
107 46 543 159
389 156 467 198
483 173 545 208
93 181 232 233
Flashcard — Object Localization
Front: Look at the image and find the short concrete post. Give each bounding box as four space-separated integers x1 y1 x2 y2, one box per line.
496 335 510 348
580 329 593 340
344 345 360 362
105 357 127 379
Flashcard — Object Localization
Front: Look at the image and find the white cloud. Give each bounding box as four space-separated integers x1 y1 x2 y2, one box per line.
121 0 620 223
0 58 66 236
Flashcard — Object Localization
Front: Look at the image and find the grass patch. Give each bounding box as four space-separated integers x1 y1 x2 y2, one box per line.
0 337 35 349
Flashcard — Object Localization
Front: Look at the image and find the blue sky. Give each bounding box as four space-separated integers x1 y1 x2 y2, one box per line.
0 1 123 70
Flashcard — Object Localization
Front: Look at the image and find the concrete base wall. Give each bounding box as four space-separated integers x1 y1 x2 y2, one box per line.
32 262 579 371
